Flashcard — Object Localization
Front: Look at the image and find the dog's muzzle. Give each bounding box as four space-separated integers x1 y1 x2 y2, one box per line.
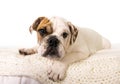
43 36 60 57
47 36 59 47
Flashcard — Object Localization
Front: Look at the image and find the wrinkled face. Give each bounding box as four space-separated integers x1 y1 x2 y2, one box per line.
29 17 78 60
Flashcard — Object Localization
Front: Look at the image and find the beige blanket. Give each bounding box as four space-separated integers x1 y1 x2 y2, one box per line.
0 46 120 84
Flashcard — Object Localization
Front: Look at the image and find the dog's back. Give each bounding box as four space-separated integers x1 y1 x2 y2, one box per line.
76 28 111 54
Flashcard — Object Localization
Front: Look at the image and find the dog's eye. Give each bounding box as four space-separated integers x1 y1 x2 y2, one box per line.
38 28 47 36
62 32 68 38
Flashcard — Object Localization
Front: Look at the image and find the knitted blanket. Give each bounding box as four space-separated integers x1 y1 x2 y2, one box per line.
0 47 120 84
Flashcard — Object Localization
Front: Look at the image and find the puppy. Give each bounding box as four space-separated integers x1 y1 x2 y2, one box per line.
19 16 111 81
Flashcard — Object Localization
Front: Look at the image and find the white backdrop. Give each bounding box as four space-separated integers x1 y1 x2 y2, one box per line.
0 0 120 47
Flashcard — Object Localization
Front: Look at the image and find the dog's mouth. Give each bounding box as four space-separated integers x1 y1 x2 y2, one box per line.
42 46 60 58
38 35 65 60
42 35 61 58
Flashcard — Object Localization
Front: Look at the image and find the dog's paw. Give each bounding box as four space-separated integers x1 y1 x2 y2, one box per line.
47 61 67 82
19 48 36 55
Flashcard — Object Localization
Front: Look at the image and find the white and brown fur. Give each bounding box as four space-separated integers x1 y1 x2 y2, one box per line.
19 16 111 81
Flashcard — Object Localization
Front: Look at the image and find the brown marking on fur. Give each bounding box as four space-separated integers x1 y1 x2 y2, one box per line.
29 17 53 43
68 24 73 45
37 25 53 43
29 17 45 33
68 22 78 45
37 18 51 30
19 48 37 55
46 25 53 34
35 17 53 43
32 17 45 30
36 17 53 34
73 27 78 42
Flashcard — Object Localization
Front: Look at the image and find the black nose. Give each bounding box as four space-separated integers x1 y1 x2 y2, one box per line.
47 36 59 47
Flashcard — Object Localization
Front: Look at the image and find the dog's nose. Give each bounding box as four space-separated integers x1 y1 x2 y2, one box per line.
47 36 59 47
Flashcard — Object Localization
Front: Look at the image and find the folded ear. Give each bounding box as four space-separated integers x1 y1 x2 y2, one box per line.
67 22 78 45
29 17 46 34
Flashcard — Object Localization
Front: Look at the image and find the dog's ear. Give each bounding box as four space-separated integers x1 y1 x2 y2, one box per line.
29 17 47 33
67 22 78 45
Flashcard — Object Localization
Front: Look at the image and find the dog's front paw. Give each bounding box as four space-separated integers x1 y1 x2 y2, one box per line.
47 61 67 82
19 48 36 55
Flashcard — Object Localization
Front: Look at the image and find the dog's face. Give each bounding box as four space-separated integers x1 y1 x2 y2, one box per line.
29 17 78 60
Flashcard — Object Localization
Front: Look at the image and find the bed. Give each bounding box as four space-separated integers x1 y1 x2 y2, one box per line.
0 44 120 84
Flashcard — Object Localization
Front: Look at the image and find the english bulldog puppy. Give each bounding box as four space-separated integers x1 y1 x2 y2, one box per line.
19 16 111 81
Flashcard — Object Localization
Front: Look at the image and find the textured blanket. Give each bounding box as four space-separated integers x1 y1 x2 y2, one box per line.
0 47 120 84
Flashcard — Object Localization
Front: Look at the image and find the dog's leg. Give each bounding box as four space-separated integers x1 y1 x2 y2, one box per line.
47 60 67 81
47 52 89 81
19 46 38 55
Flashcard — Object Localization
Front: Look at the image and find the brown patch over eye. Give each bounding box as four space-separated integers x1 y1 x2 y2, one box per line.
37 18 53 35
37 25 53 43
30 17 53 43
31 17 45 31
37 18 51 30
45 24 53 34
38 27 47 36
